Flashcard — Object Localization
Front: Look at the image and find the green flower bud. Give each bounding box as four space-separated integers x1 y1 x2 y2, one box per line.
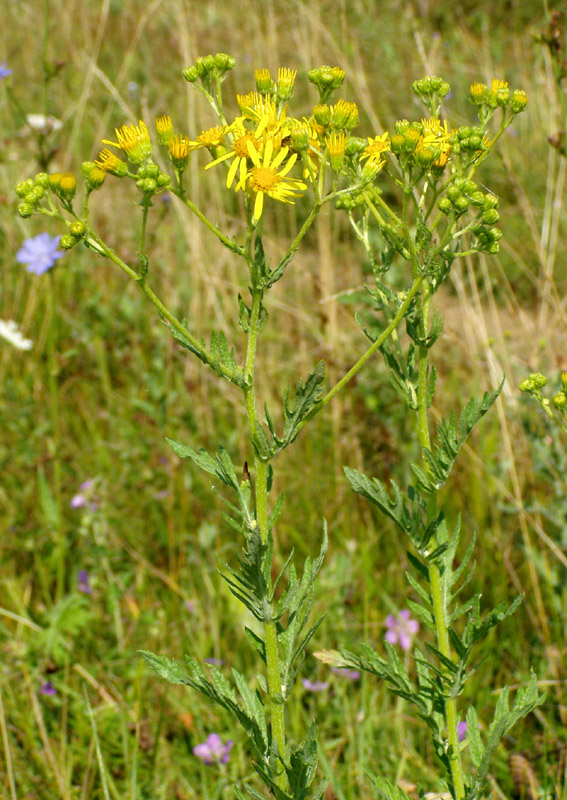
470 191 485 206
416 147 436 166
202 54 215 73
510 89 528 113
182 66 199 82
519 378 534 393
26 186 45 203
463 180 478 195
136 178 157 194
483 194 499 210
156 172 171 187
486 241 500 254
290 127 310 151
458 126 472 140
15 179 35 198
319 67 335 88
553 391 567 410
438 197 452 214
34 173 49 188
446 185 462 203
395 119 410 134
345 137 367 156
214 52 235 73
482 209 500 225
59 234 77 250
70 221 86 238
454 196 469 213
17 202 35 218
531 372 547 388
467 135 483 150
487 227 503 241
313 104 331 126
48 173 62 192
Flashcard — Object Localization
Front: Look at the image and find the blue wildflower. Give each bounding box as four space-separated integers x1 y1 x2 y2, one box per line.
0 63 12 79
16 233 63 275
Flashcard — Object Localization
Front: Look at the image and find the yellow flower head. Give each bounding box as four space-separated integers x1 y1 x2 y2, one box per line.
102 120 152 164
168 134 191 170
331 99 359 130
255 68 273 94
417 118 453 169
325 132 347 172
490 79 508 93
205 116 267 188
361 132 391 162
236 137 307 222
277 68 297 100
488 78 510 106
95 148 128 176
469 82 488 105
188 125 231 152
156 114 174 145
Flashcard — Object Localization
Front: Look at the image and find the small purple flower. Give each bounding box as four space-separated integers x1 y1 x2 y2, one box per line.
78 570 93 594
193 733 233 765
0 62 12 79
204 657 224 666
385 610 419 651
302 678 329 692
40 681 57 696
331 667 361 681
70 479 96 509
458 721 468 742
16 233 64 275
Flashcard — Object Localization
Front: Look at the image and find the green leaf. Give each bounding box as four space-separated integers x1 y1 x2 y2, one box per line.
263 362 326 457
465 706 483 768
344 467 423 540
410 379 504 494
138 651 192 685
366 772 415 800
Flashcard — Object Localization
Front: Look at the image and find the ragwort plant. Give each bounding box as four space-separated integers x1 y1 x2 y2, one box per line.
15 56 544 800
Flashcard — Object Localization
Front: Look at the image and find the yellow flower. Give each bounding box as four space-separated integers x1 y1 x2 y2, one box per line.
361 132 391 162
417 118 453 169
188 125 231 152
102 120 152 164
277 68 297 100
255 68 273 93
490 78 508 93
236 137 307 222
469 82 488 105
325 132 347 172
156 114 174 145
205 117 267 188
168 134 191 170
95 148 128 176
331 99 359 130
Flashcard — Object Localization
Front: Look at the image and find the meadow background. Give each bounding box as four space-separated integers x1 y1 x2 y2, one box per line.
1 0 566 798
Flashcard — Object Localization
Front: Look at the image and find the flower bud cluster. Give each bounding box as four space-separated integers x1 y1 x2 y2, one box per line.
411 76 451 101
439 179 502 251
15 171 78 217
520 372 567 415
469 80 528 117
60 220 87 250
182 53 236 85
448 126 487 155
135 161 171 195
307 65 346 103
15 174 48 217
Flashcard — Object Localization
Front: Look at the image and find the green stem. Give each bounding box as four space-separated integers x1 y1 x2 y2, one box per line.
171 189 244 256
416 286 465 800
88 232 241 386
242 238 288 788
47 272 64 601
295 274 424 435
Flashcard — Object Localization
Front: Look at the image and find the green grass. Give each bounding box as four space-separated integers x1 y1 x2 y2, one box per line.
1 1 566 798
